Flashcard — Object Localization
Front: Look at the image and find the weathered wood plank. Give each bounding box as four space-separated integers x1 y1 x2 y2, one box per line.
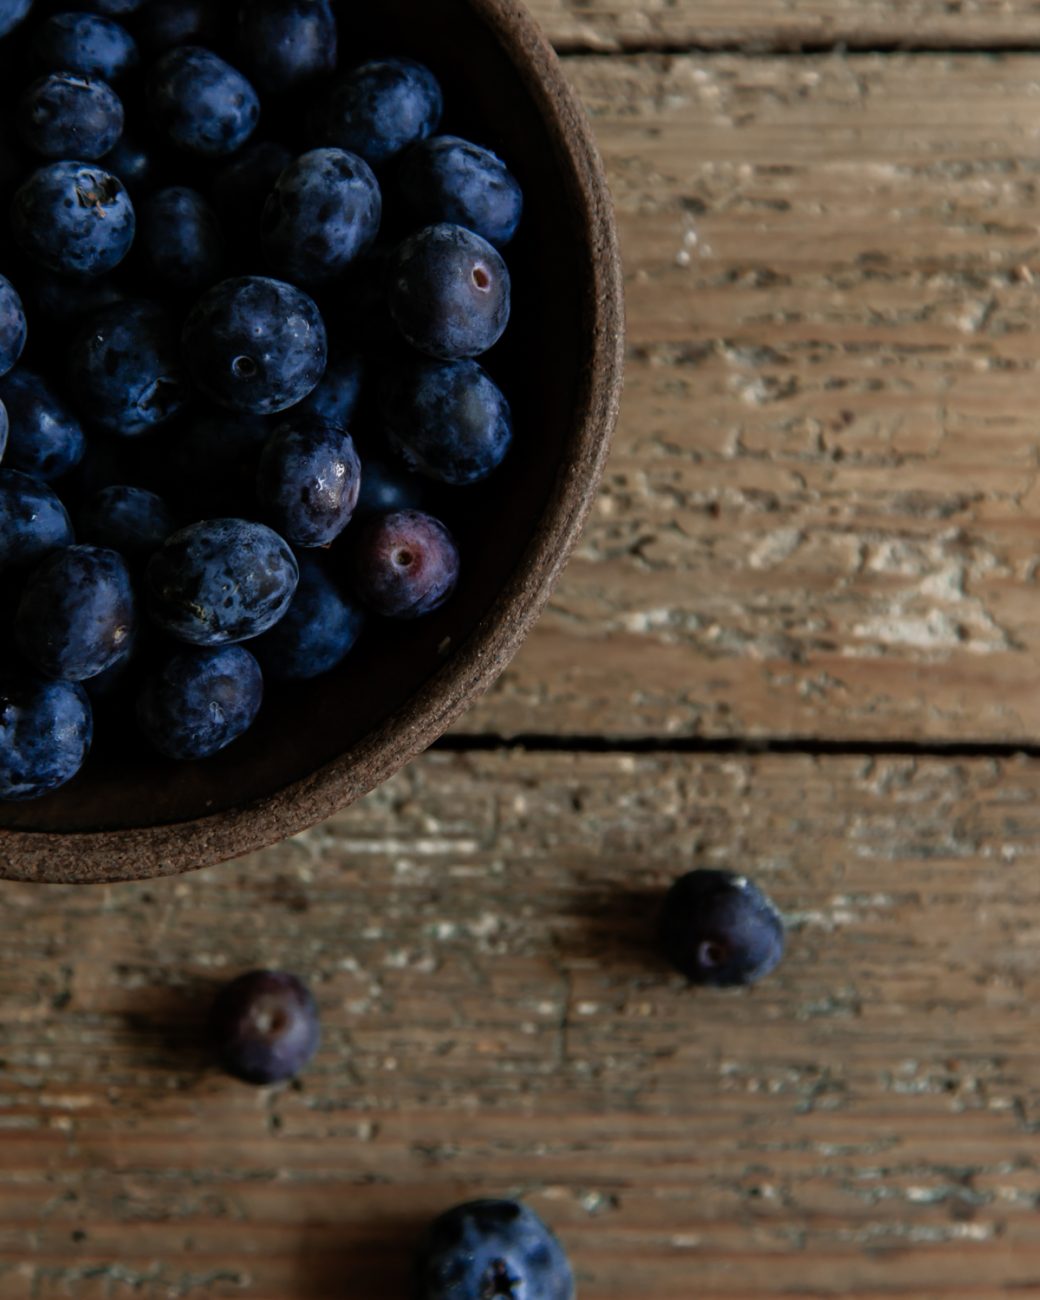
5 749 1040 1296
464 54 1040 741
531 0 1040 51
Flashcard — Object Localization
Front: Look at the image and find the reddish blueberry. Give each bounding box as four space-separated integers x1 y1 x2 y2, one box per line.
209 970 320 1085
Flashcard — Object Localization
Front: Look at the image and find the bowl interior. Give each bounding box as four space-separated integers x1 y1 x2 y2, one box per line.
0 0 615 852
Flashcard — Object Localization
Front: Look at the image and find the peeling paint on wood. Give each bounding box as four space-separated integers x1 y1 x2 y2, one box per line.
530 0 1040 51
462 55 1040 742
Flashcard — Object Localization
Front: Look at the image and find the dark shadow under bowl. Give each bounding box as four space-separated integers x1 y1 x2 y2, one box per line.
0 0 624 884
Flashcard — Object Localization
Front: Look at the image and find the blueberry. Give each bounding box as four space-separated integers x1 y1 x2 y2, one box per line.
211 138 292 234
209 969 320 1086
660 869 785 987
103 134 154 197
76 484 175 564
133 0 220 54
320 58 441 166
168 410 270 516
398 135 523 248
0 469 73 574
297 340 363 427
257 414 361 547
19 72 124 161
235 0 337 95
0 0 33 39
0 274 27 379
32 12 139 81
146 518 299 645
252 555 364 681
381 358 511 485
11 162 135 277
260 147 381 284
140 186 223 291
348 509 458 619
0 400 6 459
147 46 260 158
137 643 263 760
354 452 427 518
181 276 327 415
0 677 92 801
417 1200 574 1300
84 620 138 702
389 224 510 359
17 544 136 681
68 300 187 437
0 370 85 481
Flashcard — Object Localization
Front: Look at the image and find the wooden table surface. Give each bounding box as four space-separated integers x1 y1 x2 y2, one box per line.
9 4 1040 1297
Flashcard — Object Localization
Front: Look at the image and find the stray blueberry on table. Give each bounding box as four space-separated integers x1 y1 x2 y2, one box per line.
181 275 327 414
76 485 176 567
389 223 511 359
416 1199 575 1300
260 147 381 284
0 677 92 801
12 161 135 278
235 0 337 95
146 518 299 646
0 370 85 482
18 72 125 161
257 414 361 548
147 45 260 158
16 545 136 682
252 555 365 682
381 357 512 485
0 274 27 379
140 186 224 292
660 869 785 987
319 57 442 165
398 135 523 248
209 970 321 1085
349 509 459 620
0 469 73 575
67 300 186 437
32 12 139 82
137 643 263 760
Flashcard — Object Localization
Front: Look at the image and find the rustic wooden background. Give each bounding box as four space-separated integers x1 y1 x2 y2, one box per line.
7 2 1040 1296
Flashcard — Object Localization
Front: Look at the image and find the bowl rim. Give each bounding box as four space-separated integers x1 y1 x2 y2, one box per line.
0 0 625 885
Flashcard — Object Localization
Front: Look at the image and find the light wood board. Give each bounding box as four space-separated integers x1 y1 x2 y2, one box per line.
464 54 1040 742
529 0 1040 51
5 750 1040 1298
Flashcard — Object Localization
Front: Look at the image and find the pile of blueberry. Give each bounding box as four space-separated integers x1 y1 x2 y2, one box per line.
0 0 524 801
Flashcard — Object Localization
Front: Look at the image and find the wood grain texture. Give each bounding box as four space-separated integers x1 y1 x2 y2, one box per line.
529 0 1040 51
463 53 1040 742
5 749 1040 1298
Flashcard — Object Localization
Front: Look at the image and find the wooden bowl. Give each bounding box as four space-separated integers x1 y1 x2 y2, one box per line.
0 0 624 884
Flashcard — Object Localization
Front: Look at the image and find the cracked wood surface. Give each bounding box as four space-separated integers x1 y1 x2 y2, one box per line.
7 750 1040 1298
529 0 1040 50
461 53 1040 742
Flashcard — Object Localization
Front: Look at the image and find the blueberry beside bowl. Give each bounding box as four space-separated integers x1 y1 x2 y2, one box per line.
0 0 623 884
